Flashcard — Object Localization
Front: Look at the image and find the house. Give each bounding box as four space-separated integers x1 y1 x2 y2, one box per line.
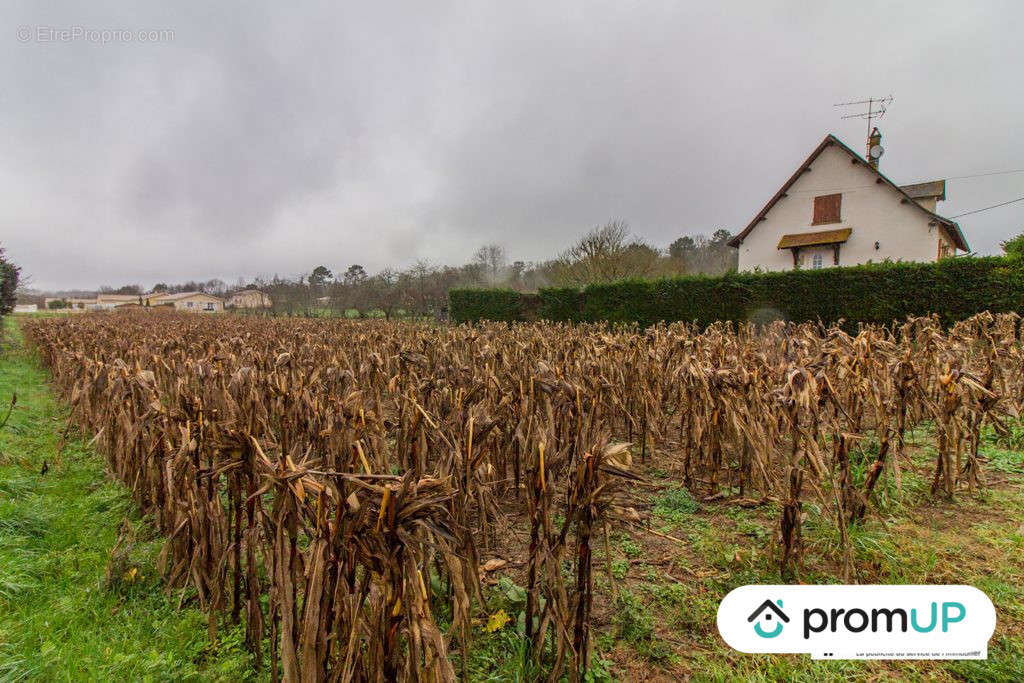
95 293 145 309
42 291 225 312
227 288 272 308
747 598 789 638
43 297 95 310
13 304 38 313
729 131 969 272
145 291 224 312
42 294 141 310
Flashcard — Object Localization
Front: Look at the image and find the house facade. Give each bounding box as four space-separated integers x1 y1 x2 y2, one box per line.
43 294 141 310
227 289 272 308
145 291 224 312
728 133 968 272
96 293 144 309
43 291 225 312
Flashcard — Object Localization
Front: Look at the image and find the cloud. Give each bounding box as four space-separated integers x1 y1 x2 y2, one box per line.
3 1 1023 290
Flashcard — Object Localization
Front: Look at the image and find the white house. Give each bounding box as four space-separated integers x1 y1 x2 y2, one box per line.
145 291 224 312
42 292 224 312
729 132 968 272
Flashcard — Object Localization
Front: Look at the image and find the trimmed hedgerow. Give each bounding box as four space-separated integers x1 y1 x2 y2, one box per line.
448 289 524 323
450 257 1024 327
538 287 582 321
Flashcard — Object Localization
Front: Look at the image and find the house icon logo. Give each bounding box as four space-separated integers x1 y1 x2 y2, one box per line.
748 599 789 638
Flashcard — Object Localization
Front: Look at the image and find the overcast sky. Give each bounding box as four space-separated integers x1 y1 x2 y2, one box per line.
4 1 1023 291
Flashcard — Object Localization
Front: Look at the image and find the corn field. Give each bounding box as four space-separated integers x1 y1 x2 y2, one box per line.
22 311 1024 681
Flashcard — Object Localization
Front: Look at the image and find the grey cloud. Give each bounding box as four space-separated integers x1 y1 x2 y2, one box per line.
3 0 1023 290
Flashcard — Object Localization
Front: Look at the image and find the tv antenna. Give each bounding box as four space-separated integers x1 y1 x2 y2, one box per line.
835 95 893 164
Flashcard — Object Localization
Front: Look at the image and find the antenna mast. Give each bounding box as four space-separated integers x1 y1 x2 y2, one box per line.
834 95 894 159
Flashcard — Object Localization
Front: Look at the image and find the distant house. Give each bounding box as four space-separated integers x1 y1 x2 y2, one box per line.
43 294 141 310
42 291 224 312
145 291 224 312
43 297 95 310
96 293 145 309
13 304 38 313
729 131 968 272
227 289 272 309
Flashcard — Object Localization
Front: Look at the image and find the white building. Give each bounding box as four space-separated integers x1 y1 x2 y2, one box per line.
42 292 224 312
729 132 968 272
145 291 224 312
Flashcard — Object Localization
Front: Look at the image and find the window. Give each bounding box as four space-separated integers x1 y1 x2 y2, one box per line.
186 301 193 308
205 302 215 311
812 193 842 225
812 253 823 269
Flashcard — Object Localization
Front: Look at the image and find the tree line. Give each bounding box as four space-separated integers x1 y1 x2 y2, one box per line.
69 222 740 318
250 222 738 317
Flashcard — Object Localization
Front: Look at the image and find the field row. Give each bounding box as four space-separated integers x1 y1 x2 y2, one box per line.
23 312 1024 681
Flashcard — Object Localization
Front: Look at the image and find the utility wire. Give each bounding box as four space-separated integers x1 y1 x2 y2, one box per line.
946 169 1024 181
950 196 1024 219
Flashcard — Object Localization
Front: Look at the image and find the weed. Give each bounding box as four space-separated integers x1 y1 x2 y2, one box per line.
610 559 629 580
654 486 700 523
620 538 642 558
614 590 676 663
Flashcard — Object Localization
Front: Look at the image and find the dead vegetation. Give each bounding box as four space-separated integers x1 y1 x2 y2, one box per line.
22 311 1024 680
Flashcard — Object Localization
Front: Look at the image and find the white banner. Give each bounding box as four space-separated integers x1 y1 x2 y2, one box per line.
717 585 995 660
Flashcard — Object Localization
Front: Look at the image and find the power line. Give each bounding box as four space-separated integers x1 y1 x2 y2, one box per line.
950 196 1024 219
946 169 1024 181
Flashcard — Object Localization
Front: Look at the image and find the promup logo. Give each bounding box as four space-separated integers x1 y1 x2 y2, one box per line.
748 599 789 638
718 585 995 660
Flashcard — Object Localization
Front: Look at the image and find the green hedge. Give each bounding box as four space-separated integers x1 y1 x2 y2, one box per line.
538 287 582 321
448 289 524 323
450 257 1024 327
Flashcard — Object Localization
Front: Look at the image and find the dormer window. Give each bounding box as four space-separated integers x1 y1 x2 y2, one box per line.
812 193 842 225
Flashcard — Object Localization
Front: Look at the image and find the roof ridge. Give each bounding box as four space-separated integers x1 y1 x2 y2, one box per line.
728 134 968 252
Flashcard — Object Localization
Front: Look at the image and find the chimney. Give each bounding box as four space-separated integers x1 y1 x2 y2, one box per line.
867 127 884 169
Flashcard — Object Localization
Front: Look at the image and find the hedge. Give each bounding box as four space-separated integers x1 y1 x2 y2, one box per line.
448 289 525 323
449 257 1024 327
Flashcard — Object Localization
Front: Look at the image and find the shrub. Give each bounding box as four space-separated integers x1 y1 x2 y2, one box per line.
0 246 20 318
538 287 582 321
450 256 1024 328
448 289 524 323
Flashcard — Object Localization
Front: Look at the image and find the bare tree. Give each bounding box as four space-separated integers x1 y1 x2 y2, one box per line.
551 220 659 286
99 284 143 295
366 268 401 319
473 244 507 285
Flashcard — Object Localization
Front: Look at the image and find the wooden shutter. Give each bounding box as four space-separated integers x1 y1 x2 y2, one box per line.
812 193 842 225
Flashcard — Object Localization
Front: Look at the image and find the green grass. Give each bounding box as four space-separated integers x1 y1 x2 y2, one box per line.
0 318 256 681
